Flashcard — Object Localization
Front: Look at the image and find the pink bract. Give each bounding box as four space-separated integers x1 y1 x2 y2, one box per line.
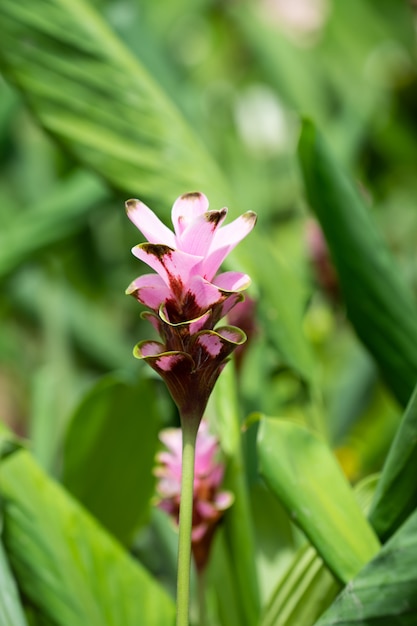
126 192 256 423
155 421 233 571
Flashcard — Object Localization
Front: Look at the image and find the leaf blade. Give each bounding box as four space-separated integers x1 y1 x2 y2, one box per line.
314 507 417 626
62 375 161 544
258 417 380 583
369 383 417 541
0 445 175 626
298 119 417 406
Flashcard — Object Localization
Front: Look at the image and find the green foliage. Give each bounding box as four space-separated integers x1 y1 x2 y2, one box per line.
298 119 417 406
369 383 417 541
258 417 380 583
260 544 340 626
0 541 28 626
62 375 162 544
0 0 417 623
0 0 230 210
0 442 175 625
314 507 417 625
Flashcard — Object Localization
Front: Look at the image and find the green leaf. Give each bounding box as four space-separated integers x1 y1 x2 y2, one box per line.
0 170 106 280
0 0 230 210
260 544 340 626
62 375 161 544
298 119 417 406
369 383 417 541
0 446 175 626
0 540 29 626
314 507 417 626
258 417 380 583
259 474 379 626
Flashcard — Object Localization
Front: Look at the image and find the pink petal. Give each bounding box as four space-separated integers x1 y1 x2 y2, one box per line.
189 310 212 334
126 274 170 310
213 271 251 292
132 243 203 287
177 209 227 256
197 333 224 357
188 275 225 311
214 491 234 510
159 428 183 456
171 192 209 237
218 293 244 319
156 353 191 372
202 211 257 279
196 500 218 519
141 311 161 333
211 211 257 252
134 340 165 358
157 476 181 498
192 523 209 542
217 326 247 345
126 199 176 247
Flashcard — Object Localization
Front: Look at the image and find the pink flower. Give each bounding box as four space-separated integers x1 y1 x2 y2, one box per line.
155 421 233 571
126 192 256 423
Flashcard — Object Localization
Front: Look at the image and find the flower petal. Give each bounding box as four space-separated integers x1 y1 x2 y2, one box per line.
132 243 203 287
134 340 165 359
202 211 257 279
159 305 212 335
171 192 209 237
194 326 246 362
188 275 226 311
213 271 251 292
159 428 183 456
126 273 170 310
214 491 234 510
216 325 247 345
178 209 227 256
126 199 176 247
218 293 244 320
212 211 257 251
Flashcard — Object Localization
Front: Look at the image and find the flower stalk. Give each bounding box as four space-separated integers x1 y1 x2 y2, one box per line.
176 419 198 626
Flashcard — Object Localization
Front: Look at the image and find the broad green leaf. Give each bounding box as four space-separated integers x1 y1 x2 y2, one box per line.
260 473 379 626
0 540 29 626
314 507 417 626
0 445 175 626
62 375 161 544
260 544 340 626
208 362 260 626
298 119 417 406
369 384 417 541
0 0 230 210
258 417 380 583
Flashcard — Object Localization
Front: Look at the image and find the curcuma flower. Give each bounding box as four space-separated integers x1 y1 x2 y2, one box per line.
155 421 233 572
126 192 257 425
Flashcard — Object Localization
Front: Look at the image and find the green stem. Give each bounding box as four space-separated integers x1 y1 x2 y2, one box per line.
176 419 199 626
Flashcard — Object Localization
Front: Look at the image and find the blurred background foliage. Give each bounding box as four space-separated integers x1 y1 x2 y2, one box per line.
0 0 417 621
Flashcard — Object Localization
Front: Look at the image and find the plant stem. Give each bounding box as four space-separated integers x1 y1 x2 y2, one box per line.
176 419 198 626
